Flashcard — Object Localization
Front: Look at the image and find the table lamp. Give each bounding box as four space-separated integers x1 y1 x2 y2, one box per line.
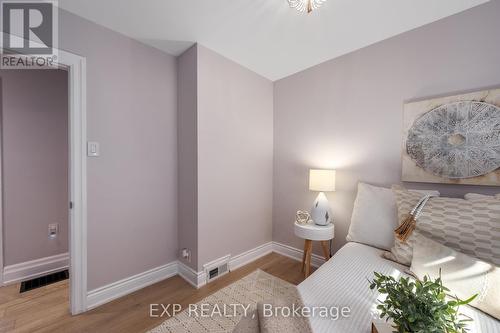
309 169 336 225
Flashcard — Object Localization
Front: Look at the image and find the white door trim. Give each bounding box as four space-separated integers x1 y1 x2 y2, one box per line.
0 33 88 315
65 47 88 315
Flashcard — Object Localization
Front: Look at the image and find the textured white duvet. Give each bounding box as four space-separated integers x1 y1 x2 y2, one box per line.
298 242 500 333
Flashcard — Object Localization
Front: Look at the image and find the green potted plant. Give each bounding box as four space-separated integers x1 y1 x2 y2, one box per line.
369 272 477 333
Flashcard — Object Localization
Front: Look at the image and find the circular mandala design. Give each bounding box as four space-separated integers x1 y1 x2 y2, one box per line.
406 101 500 179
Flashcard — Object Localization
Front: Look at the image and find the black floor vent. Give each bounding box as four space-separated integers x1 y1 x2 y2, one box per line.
20 270 69 293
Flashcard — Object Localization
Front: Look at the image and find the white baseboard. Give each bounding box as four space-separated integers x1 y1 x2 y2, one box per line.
85 241 328 311
272 241 326 268
229 242 273 271
86 261 178 310
177 242 274 289
178 261 206 289
3 252 69 285
176 241 324 289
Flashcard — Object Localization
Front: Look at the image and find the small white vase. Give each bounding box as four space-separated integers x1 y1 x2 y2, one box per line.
311 192 332 226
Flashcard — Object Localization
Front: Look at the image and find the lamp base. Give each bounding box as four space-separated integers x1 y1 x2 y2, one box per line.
311 192 332 226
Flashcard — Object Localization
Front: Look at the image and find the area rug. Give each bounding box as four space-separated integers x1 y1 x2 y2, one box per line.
148 269 302 333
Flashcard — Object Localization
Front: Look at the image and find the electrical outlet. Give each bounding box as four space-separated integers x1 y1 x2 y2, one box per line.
48 223 59 239
181 248 191 262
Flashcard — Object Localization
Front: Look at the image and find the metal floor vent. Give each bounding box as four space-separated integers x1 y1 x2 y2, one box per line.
204 255 231 284
20 270 69 293
208 263 228 282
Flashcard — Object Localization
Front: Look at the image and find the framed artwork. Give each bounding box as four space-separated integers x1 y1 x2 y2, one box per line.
402 88 500 186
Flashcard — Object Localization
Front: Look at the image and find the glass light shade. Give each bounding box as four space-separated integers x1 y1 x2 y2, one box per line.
309 169 336 192
287 0 327 13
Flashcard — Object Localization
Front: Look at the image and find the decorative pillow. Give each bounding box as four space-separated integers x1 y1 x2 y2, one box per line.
347 183 439 251
465 193 500 200
411 234 500 320
386 186 500 266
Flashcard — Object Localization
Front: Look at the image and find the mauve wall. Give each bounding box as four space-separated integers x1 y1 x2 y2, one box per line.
273 0 500 255
197 45 273 271
177 45 199 270
59 9 178 290
1 69 68 266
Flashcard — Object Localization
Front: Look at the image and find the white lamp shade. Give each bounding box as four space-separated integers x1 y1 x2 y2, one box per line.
309 169 336 192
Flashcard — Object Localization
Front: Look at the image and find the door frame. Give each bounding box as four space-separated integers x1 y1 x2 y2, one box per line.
0 33 88 314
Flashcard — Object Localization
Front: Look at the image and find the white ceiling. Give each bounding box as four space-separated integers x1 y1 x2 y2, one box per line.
58 0 489 81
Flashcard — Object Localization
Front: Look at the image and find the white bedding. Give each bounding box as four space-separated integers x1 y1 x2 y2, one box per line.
298 242 500 333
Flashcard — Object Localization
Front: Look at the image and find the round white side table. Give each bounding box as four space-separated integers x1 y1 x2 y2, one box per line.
294 221 334 278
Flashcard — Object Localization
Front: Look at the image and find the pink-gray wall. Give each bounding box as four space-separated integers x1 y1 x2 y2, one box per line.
59 9 178 290
1 69 68 266
197 45 273 271
177 45 199 270
177 44 273 272
6 1 496 291
273 0 500 255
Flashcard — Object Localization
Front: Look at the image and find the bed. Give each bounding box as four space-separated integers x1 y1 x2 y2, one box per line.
298 242 500 333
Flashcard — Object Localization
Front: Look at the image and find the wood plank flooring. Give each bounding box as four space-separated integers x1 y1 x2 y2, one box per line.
0 252 311 333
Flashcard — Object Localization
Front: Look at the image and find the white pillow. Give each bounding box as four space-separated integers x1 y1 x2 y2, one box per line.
346 183 439 251
411 234 500 320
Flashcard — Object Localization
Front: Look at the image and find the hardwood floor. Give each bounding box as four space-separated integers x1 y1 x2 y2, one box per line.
0 253 311 333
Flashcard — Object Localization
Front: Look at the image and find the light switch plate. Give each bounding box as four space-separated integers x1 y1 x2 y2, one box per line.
87 141 100 157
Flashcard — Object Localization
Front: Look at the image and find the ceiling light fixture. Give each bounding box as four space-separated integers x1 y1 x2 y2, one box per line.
288 0 327 13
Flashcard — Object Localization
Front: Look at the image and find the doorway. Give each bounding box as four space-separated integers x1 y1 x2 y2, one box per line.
0 39 87 315
0 68 71 309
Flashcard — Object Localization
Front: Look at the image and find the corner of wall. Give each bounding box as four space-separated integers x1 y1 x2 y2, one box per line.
177 44 199 271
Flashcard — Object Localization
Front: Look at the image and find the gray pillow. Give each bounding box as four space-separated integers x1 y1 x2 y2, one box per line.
385 186 500 266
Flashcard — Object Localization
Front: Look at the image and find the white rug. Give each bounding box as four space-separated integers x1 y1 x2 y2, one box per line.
149 269 302 333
